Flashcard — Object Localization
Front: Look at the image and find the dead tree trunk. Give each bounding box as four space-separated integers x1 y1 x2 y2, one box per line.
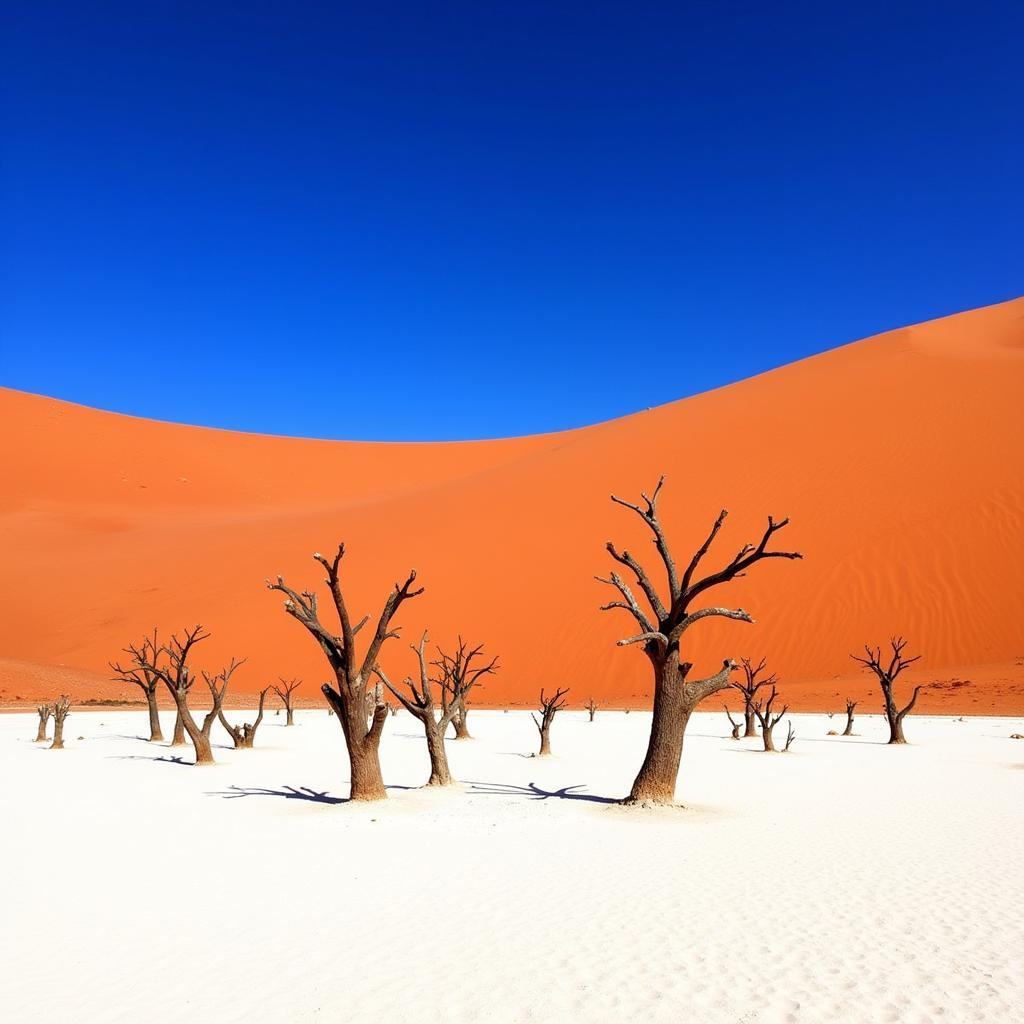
219 687 269 749
50 695 71 749
434 636 498 742
851 638 923 744
35 704 52 742
752 684 788 752
110 629 165 742
363 681 384 732
586 697 597 722
273 678 300 726
724 705 741 740
784 721 796 751
171 710 186 747
598 478 801 804
267 544 423 801
734 657 773 738
533 687 569 756
842 698 858 736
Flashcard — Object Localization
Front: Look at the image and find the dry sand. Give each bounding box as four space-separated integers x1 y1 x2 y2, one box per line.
2 707 1021 1023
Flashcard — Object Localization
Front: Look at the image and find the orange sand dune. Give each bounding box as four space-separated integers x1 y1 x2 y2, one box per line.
2 298 1023 713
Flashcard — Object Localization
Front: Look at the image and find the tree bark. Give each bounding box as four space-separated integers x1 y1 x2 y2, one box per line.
424 724 453 786
762 723 776 752
50 719 65 750
286 707 294 726
171 710 186 746
843 707 855 736
146 691 164 742
35 712 50 743
452 706 471 740
538 728 552 756
743 707 757 738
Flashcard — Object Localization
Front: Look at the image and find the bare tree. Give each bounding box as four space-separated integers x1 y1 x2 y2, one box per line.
219 687 270 749
752 685 788 752
50 695 71 750
851 637 923 744
842 698 858 737
171 709 186 746
267 544 422 801
273 678 301 726
784 721 796 752
532 687 569 756
110 630 165 742
35 703 52 743
598 478 801 804
586 697 598 722
724 705 741 740
363 680 384 731
734 657 774 738
434 637 498 741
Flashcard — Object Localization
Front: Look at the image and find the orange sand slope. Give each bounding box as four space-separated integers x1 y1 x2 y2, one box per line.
2 298 1023 713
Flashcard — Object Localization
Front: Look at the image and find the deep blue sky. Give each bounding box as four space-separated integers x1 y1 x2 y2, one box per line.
1 2 1021 440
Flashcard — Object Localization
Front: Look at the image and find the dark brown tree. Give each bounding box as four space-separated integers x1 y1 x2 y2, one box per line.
434 637 498 741
842 698 858 737
752 685 789 752
273 678 301 726
218 686 270 749
724 705 741 740
851 638 923 744
267 545 422 801
532 687 569 756
784 721 796 752
734 657 774 738
586 697 598 722
110 630 166 742
35 703 52 743
50 695 71 750
363 680 384 730
598 478 801 804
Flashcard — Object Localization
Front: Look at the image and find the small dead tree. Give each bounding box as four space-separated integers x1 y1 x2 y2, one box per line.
218 686 269 749
784 721 796 751
598 478 801 804
35 703 52 742
851 637 923 744
50 695 71 750
586 697 598 722
273 678 301 726
267 544 422 801
734 657 774 738
110 629 165 742
842 698 858 736
724 705 741 740
532 687 569 756
752 685 788 752
434 637 498 740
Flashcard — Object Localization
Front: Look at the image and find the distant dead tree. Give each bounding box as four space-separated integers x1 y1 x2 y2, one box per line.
388 703 398 717
219 686 269 749
434 637 498 740
586 697 598 722
851 637 923 744
50 695 71 750
598 477 801 804
842 698 858 736
267 544 422 801
752 685 788 752
724 705 741 740
273 678 301 726
35 703 52 742
532 687 569 756
734 657 774 738
784 721 796 751
110 630 165 742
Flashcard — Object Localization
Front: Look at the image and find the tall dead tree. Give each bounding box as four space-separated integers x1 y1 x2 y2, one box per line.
842 698 858 737
724 705 741 740
752 685 788 752
267 544 422 801
218 686 270 749
35 703 52 742
735 657 774 738
110 630 165 742
586 697 598 722
532 687 569 756
50 695 71 750
434 637 498 741
374 630 473 787
851 637 923 744
599 478 801 804
273 678 301 726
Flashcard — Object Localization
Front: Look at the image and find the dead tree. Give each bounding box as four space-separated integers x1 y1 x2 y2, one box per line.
434 637 498 740
752 685 788 752
734 657 774 738
851 637 923 744
273 678 301 726
267 544 422 801
724 705 741 740
218 686 269 749
784 721 796 751
586 697 598 722
532 687 569 756
50 695 71 750
363 680 384 731
374 630 469 786
598 478 801 804
110 630 166 742
842 698 858 736
35 703 52 742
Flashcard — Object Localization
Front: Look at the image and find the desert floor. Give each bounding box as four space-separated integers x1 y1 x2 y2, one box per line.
3 708 1022 1023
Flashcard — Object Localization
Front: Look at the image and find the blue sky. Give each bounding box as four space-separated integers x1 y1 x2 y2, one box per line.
1 1 1021 440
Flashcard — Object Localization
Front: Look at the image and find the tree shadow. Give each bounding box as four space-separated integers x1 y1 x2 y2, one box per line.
108 753 189 766
208 782 419 804
468 781 619 805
